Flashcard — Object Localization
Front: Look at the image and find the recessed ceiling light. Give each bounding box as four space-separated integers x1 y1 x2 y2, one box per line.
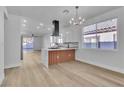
66 32 69 34
40 23 43 26
48 28 51 31
37 26 40 29
71 18 74 21
23 19 27 23
69 20 72 24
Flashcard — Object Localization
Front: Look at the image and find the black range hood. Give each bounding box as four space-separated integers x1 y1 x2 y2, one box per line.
52 20 59 36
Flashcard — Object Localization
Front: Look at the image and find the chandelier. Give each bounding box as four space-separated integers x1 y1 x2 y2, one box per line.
69 6 85 25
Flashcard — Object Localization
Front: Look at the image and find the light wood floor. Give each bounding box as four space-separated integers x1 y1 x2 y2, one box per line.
1 51 124 87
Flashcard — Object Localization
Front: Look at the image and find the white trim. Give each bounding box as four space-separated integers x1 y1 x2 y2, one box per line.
5 63 21 69
0 75 4 86
0 79 3 86
76 58 124 74
0 80 2 85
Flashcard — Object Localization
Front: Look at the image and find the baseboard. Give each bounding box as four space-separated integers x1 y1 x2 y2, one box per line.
5 63 21 69
0 75 4 86
0 79 3 86
76 58 124 74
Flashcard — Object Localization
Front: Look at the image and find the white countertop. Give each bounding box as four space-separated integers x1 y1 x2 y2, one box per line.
42 48 77 51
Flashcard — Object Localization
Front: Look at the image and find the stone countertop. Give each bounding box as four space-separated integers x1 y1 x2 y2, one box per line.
42 48 77 51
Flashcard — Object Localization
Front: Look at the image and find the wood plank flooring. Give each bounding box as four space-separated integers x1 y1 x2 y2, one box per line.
1 51 124 87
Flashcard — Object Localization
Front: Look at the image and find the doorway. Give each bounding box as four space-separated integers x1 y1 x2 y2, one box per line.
21 36 34 60
23 37 33 52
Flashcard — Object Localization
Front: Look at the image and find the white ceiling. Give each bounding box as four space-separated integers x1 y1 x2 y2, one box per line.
7 6 122 36
20 16 54 36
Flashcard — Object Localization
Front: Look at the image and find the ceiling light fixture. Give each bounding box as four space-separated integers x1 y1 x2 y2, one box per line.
40 23 43 26
69 6 85 25
23 19 27 23
48 28 51 31
37 26 40 29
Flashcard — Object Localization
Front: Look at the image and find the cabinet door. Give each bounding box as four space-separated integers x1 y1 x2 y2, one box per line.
71 50 75 61
66 50 75 61
54 51 60 64
57 51 63 63
49 51 53 65
56 51 60 63
49 51 62 64
49 50 75 65
48 51 51 65
62 50 68 62
52 51 55 64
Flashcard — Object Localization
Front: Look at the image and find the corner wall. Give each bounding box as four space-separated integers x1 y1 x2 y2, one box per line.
41 33 51 49
33 37 41 50
4 14 21 69
0 7 5 85
76 7 124 73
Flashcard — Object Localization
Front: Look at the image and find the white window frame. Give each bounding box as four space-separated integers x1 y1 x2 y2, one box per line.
82 18 118 51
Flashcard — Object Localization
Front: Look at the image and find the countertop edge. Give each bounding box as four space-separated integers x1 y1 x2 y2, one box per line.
41 48 77 51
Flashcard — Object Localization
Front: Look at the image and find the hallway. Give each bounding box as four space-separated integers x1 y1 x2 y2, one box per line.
1 51 124 87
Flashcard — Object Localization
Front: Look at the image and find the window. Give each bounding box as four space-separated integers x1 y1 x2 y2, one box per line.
83 24 97 48
23 37 33 49
50 34 63 47
83 18 117 50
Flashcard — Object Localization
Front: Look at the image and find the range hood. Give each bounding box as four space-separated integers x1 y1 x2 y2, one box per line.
52 20 59 36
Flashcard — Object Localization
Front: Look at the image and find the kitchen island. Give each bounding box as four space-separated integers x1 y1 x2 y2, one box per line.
41 48 76 68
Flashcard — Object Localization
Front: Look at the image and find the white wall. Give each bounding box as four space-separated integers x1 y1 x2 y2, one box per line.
76 7 124 73
41 33 51 49
33 36 41 50
60 26 81 42
0 7 5 85
4 14 21 68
